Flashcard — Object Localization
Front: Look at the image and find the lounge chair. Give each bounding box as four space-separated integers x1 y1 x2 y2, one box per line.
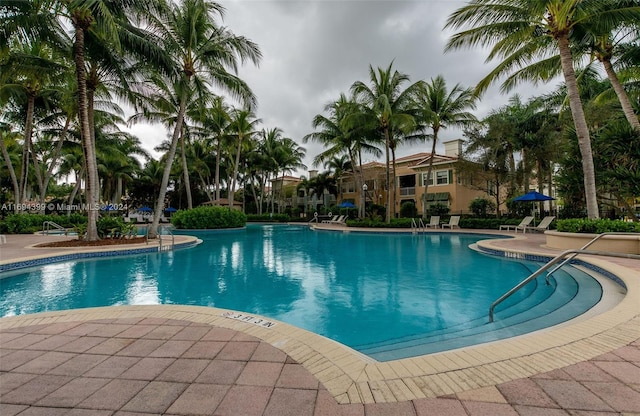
499 216 534 233
524 216 555 233
322 215 339 223
425 216 440 228
442 215 460 229
328 215 346 225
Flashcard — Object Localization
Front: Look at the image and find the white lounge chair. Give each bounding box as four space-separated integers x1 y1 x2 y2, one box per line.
425 216 440 228
322 215 339 223
499 216 534 233
328 215 346 225
442 215 460 229
524 216 555 233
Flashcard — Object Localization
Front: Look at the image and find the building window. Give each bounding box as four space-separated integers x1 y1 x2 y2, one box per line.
422 170 451 186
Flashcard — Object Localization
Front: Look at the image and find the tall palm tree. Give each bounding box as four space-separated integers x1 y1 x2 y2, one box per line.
198 96 231 202
144 0 261 238
444 0 639 219
350 62 421 222
416 75 477 217
227 108 260 209
323 154 352 203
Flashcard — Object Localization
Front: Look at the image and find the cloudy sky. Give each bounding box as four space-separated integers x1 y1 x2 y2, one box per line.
127 0 557 175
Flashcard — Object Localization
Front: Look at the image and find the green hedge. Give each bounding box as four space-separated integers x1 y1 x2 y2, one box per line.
171 206 247 229
0 213 87 234
246 213 290 223
556 218 640 233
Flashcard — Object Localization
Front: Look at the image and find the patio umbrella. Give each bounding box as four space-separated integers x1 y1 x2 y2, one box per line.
138 206 153 212
513 191 554 224
338 201 356 208
164 207 177 212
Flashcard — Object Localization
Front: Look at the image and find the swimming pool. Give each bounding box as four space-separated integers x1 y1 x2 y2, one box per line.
0 224 603 359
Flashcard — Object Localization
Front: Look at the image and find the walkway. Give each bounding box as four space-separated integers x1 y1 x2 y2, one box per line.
1 231 639 415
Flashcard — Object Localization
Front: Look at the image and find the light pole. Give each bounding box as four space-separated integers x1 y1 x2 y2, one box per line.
361 183 368 219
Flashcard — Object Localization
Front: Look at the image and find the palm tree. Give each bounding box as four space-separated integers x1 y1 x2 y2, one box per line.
350 62 421 222
323 154 352 203
143 0 261 238
227 108 260 209
198 96 231 202
416 75 477 217
444 0 639 218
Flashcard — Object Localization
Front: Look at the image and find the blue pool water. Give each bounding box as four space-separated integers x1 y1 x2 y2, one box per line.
0 225 602 359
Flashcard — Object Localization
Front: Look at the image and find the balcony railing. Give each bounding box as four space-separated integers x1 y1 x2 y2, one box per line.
399 187 415 196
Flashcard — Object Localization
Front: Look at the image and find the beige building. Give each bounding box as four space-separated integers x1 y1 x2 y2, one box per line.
340 140 498 217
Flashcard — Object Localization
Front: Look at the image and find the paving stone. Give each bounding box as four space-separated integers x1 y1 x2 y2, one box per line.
236 361 284 386
214 385 273 416
583 381 640 413
62 323 107 336
414 398 467 416
0 403 28 416
181 340 226 359
66 409 113 416
119 357 175 380
217 340 259 360
86 323 131 337
612 346 640 363
456 386 507 403
313 389 365 416
142 324 184 339
13 351 76 374
115 338 165 357
84 337 135 355
201 327 237 341
55 336 106 353
25 334 77 350
461 400 519 415
156 358 209 382
264 387 317 416
0 374 72 404
1 334 50 349
593 362 640 384
112 324 157 338
0 372 38 395
563 362 618 382
120 380 187 413
0 349 46 371
535 379 613 412
165 383 229 415
252 342 288 362
497 378 559 407
35 377 110 407
513 405 571 416
171 326 210 341
10 406 68 416
591 352 626 362
78 379 148 410
47 353 107 376
148 339 195 357
33 322 82 335
196 359 245 384
276 363 320 389
532 368 574 380
82 355 140 378
364 401 417 416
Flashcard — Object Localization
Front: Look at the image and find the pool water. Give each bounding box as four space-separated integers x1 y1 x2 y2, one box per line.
0 225 600 357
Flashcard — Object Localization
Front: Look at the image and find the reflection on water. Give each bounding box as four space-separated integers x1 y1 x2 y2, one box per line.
1 226 533 349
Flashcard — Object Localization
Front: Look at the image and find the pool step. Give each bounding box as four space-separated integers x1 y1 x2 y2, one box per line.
360 266 601 361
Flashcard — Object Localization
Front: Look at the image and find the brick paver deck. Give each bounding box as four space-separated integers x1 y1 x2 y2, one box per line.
1 231 639 415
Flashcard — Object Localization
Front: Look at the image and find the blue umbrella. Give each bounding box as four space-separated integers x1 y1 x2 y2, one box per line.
164 207 177 212
338 201 356 208
513 191 555 202
513 191 554 225
138 206 153 212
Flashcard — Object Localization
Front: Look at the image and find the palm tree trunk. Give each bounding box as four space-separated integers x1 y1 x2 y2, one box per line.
41 116 70 206
73 24 100 240
180 128 193 209
384 128 391 223
149 91 188 239
215 136 222 203
601 58 640 131
422 130 439 218
230 132 243 209
557 35 599 219
19 95 36 204
0 136 20 211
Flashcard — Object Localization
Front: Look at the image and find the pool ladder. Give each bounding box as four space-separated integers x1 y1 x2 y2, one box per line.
158 225 175 252
43 221 66 235
411 218 426 234
489 232 640 322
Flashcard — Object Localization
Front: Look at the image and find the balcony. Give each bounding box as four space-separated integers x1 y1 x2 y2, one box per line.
399 187 415 196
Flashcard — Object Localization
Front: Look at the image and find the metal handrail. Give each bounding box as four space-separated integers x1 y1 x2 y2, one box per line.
42 221 65 235
158 224 175 252
545 232 640 283
489 247 640 322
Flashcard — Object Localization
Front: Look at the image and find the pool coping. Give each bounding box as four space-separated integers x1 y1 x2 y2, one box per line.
0 230 638 404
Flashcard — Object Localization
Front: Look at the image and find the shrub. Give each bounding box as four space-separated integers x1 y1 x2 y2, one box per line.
2 213 87 234
171 206 247 229
556 218 640 233
427 203 450 216
469 198 496 217
400 201 418 218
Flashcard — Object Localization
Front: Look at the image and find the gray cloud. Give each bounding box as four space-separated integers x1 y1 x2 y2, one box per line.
128 0 559 174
